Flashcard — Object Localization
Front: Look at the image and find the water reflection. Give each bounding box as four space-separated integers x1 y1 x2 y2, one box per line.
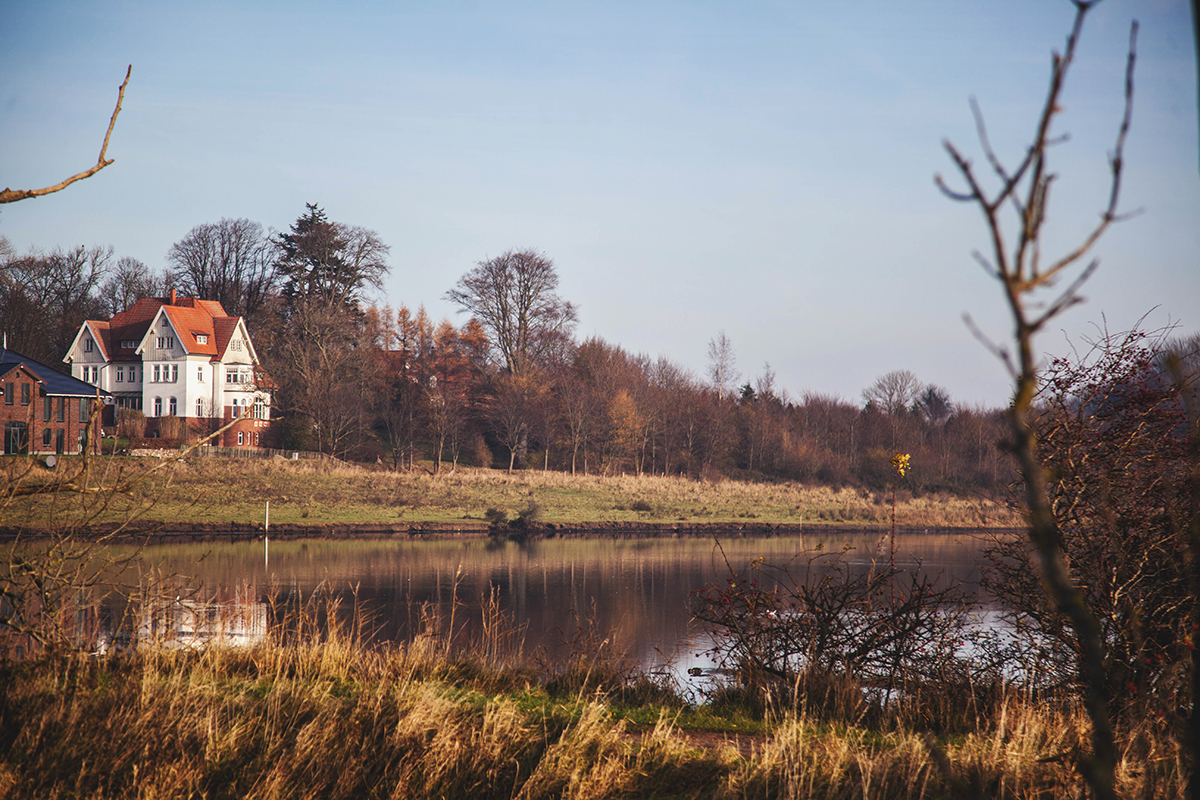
118 532 997 675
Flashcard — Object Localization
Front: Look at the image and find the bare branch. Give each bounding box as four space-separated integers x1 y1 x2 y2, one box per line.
971 250 999 279
0 66 131 204
1036 22 1137 287
1030 258 1099 331
962 313 1015 378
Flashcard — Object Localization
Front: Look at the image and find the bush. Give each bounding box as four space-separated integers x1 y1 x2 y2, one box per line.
983 329 1197 721
692 541 972 718
115 407 146 439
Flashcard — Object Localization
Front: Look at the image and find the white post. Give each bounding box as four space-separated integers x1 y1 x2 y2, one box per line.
264 500 270 569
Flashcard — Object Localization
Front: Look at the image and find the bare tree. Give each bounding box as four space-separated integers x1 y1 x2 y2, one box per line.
936 4 1138 795
489 373 533 473
446 248 577 376
98 256 167 316
167 218 278 318
0 245 112 365
1 67 131 204
861 370 922 415
269 299 372 457
706 331 739 402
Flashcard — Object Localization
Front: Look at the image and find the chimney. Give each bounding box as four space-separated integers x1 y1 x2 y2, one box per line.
169 288 177 306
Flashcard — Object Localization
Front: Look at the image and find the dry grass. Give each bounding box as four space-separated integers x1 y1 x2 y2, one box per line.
0 628 1185 799
10 456 1019 530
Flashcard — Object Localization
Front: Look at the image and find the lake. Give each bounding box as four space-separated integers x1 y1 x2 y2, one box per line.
109 530 1002 685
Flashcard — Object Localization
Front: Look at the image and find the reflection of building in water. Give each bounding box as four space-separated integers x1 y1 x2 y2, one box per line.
2 579 269 656
135 594 267 649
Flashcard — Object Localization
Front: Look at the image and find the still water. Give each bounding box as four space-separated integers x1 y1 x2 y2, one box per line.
121 531 999 680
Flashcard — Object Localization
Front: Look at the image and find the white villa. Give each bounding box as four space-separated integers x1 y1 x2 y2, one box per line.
63 290 272 447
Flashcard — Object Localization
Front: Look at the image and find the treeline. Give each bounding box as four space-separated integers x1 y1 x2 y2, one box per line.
1 206 1012 491
349 313 1011 493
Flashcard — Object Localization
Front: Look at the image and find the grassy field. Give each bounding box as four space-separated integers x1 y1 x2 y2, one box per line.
6 455 1020 530
0 612 1179 799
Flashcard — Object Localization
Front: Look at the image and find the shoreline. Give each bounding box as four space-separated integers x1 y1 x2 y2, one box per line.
0 520 1022 544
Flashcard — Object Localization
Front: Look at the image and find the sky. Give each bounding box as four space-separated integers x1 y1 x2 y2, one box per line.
2 0 1197 408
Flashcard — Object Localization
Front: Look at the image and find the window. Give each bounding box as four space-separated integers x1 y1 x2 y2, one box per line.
78 399 87 422
171 365 178 383
254 401 267 420
44 397 52 422
196 334 208 344
122 340 137 349
43 428 52 448
237 431 244 446
157 336 164 349
254 432 260 447
3 383 10 405
231 339 242 351
57 398 65 422
85 339 94 353
197 366 204 382
197 398 203 417
169 397 177 416
116 367 124 383
55 429 64 454
154 397 162 417
21 384 30 405
153 365 161 383
167 337 175 349
91 366 99 383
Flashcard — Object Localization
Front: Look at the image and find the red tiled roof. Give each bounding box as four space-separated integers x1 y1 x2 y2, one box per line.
162 306 219 356
212 318 240 361
87 320 113 360
83 295 235 361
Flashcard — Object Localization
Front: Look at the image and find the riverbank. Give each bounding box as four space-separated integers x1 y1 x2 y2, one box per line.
0 621 1175 799
24 520 1023 545
5 455 1021 537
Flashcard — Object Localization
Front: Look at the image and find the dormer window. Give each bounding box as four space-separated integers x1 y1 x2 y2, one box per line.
121 340 137 349
195 334 209 345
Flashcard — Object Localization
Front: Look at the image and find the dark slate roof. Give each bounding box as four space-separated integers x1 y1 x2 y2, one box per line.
0 348 112 399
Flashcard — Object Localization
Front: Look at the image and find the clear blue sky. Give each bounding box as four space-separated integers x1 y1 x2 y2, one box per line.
2 0 1197 407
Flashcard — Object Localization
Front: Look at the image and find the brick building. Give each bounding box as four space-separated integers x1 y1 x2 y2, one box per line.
1 348 109 455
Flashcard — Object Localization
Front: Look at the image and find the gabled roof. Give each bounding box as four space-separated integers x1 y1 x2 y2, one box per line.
2 348 112 399
62 320 114 363
213 318 241 360
69 294 244 364
160 306 220 356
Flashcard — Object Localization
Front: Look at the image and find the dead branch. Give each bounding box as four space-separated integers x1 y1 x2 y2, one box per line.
0 66 131 204
938 3 1139 797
